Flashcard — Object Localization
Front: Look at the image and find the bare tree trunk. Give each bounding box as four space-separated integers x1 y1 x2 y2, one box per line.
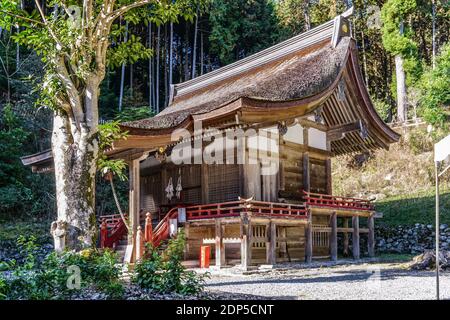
169 22 173 86
192 8 199 79
304 1 311 31
164 24 168 107
148 22 152 111
395 55 407 123
395 21 408 123
200 30 204 76
118 20 129 112
432 0 436 69
156 25 160 113
184 23 190 81
361 31 369 87
130 64 133 97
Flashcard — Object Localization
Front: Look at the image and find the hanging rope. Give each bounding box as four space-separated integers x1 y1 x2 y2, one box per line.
109 176 129 231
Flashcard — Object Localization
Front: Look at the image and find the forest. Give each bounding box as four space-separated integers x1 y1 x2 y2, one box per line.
0 0 449 221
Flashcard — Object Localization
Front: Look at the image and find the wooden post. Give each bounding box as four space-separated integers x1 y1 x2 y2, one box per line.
368 214 375 257
100 219 107 248
352 215 360 260
135 226 144 261
240 213 252 270
343 218 349 256
128 159 141 245
305 213 313 263
330 212 337 261
215 219 225 267
279 226 287 259
144 212 153 244
267 222 276 265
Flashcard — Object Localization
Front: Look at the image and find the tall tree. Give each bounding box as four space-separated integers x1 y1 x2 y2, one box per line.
209 0 278 65
0 0 197 250
381 0 419 123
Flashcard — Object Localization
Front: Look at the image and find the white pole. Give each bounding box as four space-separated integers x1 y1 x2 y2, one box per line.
435 161 440 300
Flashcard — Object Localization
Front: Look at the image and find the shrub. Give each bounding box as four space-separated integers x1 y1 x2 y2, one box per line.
133 229 208 295
0 236 124 300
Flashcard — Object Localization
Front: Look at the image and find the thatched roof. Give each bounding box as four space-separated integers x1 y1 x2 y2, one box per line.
122 38 349 131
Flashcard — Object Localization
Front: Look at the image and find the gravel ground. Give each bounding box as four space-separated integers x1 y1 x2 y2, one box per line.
204 262 450 300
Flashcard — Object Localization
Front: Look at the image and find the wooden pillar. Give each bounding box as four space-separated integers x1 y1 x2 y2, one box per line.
343 218 349 256
135 226 144 261
305 214 313 263
352 215 360 260
330 212 337 261
266 222 276 265
215 219 225 267
128 158 141 244
279 227 287 259
240 213 252 270
368 214 375 257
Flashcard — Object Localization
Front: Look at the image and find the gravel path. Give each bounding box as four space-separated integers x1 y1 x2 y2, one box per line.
204 262 450 300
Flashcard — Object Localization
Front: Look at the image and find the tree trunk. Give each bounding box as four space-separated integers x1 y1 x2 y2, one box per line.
118 21 129 112
156 25 160 113
200 30 204 76
169 22 173 86
192 8 199 79
148 22 152 111
52 111 99 250
395 54 407 123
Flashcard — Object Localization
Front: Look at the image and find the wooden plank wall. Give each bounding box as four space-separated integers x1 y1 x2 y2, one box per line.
310 159 327 194
279 141 304 201
209 164 240 203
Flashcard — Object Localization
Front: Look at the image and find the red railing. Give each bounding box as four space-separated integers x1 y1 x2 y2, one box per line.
303 191 374 211
100 215 128 248
152 207 179 247
185 200 308 220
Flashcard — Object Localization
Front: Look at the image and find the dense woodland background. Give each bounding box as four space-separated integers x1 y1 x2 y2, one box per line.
0 0 449 222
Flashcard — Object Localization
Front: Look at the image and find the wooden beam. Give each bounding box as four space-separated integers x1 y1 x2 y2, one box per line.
215 219 225 268
330 212 337 261
352 215 360 260
368 214 375 257
327 120 362 142
267 222 276 265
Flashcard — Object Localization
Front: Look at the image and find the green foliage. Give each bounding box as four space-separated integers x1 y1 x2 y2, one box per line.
209 0 278 65
115 106 155 122
381 0 421 84
0 236 124 300
97 121 129 181
372 98 392 122
418 43 450 127
133 230 208 295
